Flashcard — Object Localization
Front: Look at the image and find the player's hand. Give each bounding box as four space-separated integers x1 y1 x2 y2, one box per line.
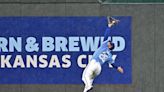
117 66 124 74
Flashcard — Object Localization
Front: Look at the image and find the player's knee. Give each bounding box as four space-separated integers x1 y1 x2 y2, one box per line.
82 77 84 82
82 75 85 82
82 73 88 82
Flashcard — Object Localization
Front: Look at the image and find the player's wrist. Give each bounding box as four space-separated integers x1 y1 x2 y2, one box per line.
111 64 118 69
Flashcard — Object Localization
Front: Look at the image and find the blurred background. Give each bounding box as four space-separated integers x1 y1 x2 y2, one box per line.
0 0 163 92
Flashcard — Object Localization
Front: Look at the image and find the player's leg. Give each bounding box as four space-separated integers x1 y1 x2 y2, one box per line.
82 72 93 92
82 63 93 92
94 62 102 77
83 61 102 92
82 66 91 89
82 60 97 92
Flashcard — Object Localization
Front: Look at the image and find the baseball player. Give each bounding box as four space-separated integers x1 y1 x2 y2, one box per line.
82 17 124 92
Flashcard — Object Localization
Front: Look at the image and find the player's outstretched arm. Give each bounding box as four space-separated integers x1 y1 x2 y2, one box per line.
104 17 120 41
107 17 120 28
111 64 124 74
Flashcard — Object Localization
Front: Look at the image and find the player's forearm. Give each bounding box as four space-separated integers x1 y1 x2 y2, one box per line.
104 27 111 41
111 63 118 69
111 64 124 73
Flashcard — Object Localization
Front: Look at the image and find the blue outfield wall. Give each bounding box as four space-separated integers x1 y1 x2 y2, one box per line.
0 16 131 84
